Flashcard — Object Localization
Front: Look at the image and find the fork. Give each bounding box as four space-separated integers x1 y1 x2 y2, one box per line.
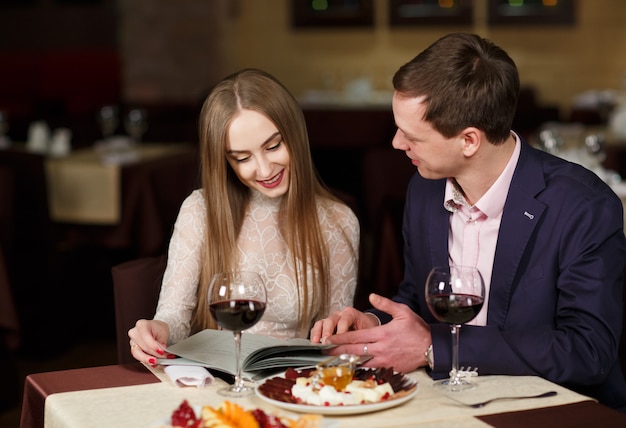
455 367 478 378
448 390 558 408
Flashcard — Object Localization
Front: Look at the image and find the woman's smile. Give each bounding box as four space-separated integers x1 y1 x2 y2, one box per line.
258 169 285 189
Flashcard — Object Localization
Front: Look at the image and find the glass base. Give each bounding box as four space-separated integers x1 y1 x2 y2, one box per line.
433 378 477 392
216 381 257 398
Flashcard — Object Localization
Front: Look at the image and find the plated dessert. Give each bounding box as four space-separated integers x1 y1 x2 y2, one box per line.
256 365 418 415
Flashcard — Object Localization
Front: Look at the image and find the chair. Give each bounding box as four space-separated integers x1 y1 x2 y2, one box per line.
0 150 63 355
111 255 166 364
355 147 416 308
0 151 54 298
355 147 416 309
0 166 14 256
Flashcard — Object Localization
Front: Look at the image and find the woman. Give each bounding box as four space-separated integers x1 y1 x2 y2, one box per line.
128 69 360 365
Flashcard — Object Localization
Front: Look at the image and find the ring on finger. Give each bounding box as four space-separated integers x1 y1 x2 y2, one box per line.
363 344 368 356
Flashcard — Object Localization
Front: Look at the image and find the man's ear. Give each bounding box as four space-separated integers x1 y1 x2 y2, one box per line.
460 127 481 158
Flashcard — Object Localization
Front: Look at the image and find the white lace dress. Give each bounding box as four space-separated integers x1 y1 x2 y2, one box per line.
154 189 360 344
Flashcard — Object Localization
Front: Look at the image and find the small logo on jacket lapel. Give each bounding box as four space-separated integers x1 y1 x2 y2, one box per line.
523 211 534 220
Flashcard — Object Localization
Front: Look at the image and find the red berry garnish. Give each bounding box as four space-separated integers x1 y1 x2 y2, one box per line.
170 400 200 428
252 408 288 428
284 368 299 380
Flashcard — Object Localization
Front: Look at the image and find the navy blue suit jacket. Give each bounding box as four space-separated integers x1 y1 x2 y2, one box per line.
375 140 626 409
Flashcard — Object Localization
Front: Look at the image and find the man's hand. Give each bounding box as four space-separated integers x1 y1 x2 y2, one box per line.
314 294 431 374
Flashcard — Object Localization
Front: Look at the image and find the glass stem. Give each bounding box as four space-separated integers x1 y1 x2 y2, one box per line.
233 331 243 390
450 324 461 385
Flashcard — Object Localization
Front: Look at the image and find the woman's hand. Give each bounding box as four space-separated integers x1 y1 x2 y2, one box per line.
310 294 381 344
127 319 174 365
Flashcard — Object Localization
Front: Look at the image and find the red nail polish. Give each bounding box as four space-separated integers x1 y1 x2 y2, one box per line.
149 358 156 365
167 354 176 359
156 349 164 355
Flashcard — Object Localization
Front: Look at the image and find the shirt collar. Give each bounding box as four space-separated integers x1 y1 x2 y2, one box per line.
444 132 521 218
444 180 467 213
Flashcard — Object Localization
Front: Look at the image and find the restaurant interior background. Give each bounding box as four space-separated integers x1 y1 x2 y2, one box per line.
1 0 626 423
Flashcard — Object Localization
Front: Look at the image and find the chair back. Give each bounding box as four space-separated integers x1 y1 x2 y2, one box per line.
111 255 166 364
0 166 14 261
0 150 53 300
355 147 415 308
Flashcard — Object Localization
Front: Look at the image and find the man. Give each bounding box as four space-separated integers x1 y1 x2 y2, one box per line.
310 33 626 410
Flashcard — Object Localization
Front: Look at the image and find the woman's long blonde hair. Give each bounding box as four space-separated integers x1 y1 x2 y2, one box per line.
191 68 346 335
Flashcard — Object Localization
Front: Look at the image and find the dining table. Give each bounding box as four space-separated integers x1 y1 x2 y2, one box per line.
0 141 200 258
20 362 626 428
46 141 200 257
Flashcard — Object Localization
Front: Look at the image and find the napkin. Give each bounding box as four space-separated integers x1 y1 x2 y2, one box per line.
164 365 215 388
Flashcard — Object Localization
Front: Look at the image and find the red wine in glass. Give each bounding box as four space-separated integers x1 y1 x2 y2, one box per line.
208 271 267 397
425 265 485 392
427 293 484 325
209 299 266 331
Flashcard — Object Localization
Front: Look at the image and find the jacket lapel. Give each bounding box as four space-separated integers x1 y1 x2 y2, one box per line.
429 180 451 268
487 141 547 325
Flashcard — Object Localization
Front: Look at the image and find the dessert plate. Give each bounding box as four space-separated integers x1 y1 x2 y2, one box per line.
255 368 418 416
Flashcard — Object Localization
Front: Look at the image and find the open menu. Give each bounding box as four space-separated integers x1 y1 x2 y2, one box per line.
157 329 333 380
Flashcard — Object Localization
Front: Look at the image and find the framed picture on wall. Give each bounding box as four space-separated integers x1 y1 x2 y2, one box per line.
291 0 374 28
0 0 37 5
488 0 576 26
55 0 102 3
389 0 473 27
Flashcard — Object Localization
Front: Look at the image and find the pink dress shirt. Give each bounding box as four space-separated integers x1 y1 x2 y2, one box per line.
444 133 521 325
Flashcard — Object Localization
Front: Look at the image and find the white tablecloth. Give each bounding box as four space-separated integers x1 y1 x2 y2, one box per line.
43 367 592 428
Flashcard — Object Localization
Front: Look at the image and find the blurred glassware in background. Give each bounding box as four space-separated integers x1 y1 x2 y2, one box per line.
0 110 10 149
536 122 620 186
49 128 72 157
344 76 373 103
584 133 604 157
97 105 119 140
26 121 51 154
537 128 563 155
124 108 148 144
609 98 626 139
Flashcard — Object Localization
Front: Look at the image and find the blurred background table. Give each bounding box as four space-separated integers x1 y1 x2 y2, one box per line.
49 142 199 257
0 142 199 360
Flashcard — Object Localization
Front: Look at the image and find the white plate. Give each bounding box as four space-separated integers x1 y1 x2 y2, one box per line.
255 371 419 416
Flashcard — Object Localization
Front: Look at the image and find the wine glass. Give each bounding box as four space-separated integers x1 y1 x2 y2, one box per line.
124 108 148 144
96 105 119 140
208 271 267 397
425 265 485 392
